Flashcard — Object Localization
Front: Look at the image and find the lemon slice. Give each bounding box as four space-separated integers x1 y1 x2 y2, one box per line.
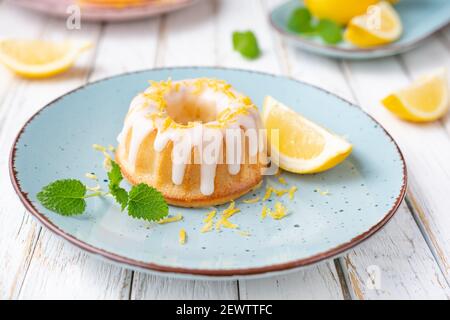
263 96 352 174
344 1 402 48
381 69 449 122
0 39 92 78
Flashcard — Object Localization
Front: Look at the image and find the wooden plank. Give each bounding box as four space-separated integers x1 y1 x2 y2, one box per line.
342 207 450 299
438 26 450 153
8 2 237 299
240 264 346 300
393 35 450 282
155 0 216 67
0 1 47 119
89 19 160 82
132 274 238 300
0 0 343 300
215 0 280 73
219 0 347 300
18 234 133 299
124 1 240 299
341 51 450 298
0 11 134 298
3 0 448 300
438 25 450 162
0 3 60 300
130 0 342 299
265 0 450 299
15 17 162 299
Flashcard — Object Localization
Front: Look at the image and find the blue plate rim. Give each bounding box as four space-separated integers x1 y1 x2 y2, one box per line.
11 0 204 22
269 1 450 57
9 67 407 277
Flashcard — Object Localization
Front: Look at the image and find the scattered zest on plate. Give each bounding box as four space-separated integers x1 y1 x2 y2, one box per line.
263 96 352 174
36 93 353 240
179 228 187 245
0 39 92 78
381 68 449 122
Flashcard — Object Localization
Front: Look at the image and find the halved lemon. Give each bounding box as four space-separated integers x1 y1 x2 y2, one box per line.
0 39 92 78
381 69 449 122
304 0 399 25
263 96 352 174
305 0 379 25
344 1 402 48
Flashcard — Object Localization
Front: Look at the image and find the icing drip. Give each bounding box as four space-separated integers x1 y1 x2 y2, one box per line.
236 113 259 157
117 79 262 196
153 129 174 152
200 128 223 195
225 123 242 175
171 132 192 185
127 117 153 166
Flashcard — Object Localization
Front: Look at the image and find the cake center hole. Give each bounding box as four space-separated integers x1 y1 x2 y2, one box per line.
165 93 218 125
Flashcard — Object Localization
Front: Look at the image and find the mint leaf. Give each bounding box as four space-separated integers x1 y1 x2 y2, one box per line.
316 19 343 44
37 179 87 216
107 160 128 210
128 183 168 222
110 184 128 211
232 31 261 60
288 7 314 33
108 161 123 187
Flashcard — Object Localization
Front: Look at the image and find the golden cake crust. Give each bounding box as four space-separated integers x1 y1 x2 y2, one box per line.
117 150 263 207
115 78 266 207
115 125 266 207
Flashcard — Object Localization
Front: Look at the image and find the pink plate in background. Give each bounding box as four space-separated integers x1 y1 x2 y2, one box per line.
10 0 202 22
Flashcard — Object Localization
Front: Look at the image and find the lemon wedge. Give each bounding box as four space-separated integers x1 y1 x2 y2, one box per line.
344 1 402 47
263 96 352 174
381 69 449 122
0 39 92 78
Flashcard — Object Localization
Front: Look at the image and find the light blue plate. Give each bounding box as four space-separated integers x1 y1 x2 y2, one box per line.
271 0 450 60
10 67 406 279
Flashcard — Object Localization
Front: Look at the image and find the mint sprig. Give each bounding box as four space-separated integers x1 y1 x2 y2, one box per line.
36 159 168 222
287 7 343 44
232 31 261 60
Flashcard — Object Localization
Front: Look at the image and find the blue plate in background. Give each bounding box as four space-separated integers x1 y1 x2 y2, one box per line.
10 67 406 279
270 0 450 59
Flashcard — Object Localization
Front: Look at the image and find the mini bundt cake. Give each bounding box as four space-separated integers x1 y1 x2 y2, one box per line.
116 78 267 207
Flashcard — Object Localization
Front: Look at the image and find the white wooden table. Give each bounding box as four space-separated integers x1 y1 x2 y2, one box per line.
1 0 450 300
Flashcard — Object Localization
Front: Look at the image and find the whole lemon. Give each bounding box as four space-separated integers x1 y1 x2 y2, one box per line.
304 0 380 25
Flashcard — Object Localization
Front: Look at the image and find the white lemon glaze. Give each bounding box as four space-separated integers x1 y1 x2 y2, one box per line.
117 78 263 196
